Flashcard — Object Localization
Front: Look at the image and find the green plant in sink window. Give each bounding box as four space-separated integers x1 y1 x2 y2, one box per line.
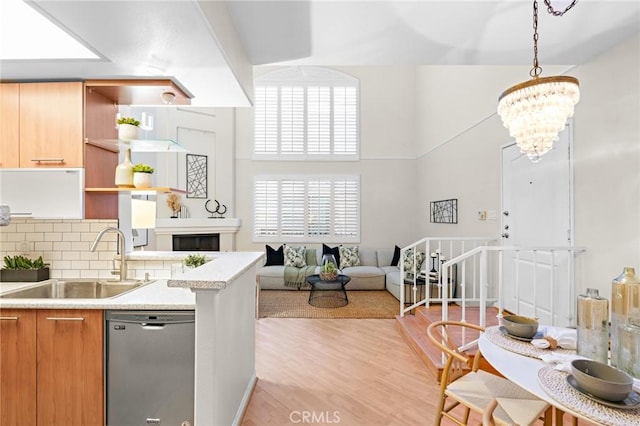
131 163 154 174
183 254 208 268
2 255 49 270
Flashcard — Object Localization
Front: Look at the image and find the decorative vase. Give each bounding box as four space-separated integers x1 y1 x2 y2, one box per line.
133 172 153 188
320 254 338 281
115 148 134 188
576 288 609 364
118 123 139 141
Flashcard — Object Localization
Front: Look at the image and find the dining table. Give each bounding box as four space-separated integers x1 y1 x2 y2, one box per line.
478 325 640 426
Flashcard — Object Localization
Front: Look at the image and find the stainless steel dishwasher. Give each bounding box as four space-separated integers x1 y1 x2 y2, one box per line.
106 310 195 426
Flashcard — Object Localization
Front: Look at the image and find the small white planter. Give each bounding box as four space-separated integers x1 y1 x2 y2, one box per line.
118 124 139 141
133 172 153 188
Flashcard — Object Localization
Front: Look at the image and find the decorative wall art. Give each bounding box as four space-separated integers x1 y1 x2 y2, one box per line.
430 199 458 224
186 154 208 198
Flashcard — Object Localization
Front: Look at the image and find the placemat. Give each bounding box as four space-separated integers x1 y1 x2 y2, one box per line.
538 366 640 425
484 325 576 359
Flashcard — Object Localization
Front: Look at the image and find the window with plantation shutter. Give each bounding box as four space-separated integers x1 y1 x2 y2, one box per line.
253 175 360 243
254 67 359 160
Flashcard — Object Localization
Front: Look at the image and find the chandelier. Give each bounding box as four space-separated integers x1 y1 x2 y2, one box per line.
498 0 580 162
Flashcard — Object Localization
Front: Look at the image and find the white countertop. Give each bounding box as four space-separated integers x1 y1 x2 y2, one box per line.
0 251 264 309
167 251 264 290
0 279 195 310
125 250 219 261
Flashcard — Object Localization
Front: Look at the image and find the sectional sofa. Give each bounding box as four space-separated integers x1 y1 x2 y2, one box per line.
256 247 407 301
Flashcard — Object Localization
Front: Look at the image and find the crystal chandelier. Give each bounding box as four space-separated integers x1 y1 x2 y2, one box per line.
498 0 580 162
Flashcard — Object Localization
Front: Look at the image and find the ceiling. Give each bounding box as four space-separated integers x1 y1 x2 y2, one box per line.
1 1 638 106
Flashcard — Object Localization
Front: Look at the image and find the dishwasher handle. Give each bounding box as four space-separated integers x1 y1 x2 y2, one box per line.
141 323 167 330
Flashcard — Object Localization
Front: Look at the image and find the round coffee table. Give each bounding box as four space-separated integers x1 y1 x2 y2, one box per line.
306 274 351 308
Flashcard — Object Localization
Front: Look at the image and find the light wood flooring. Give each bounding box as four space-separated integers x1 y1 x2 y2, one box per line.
242 318 597 426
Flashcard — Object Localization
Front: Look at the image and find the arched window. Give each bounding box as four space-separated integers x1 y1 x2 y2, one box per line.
254 67 359 160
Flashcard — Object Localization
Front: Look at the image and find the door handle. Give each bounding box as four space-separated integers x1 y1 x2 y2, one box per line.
502 233 509 239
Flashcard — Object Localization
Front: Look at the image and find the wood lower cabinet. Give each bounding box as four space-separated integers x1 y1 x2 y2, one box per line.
0 309 104 426
0 310 37 426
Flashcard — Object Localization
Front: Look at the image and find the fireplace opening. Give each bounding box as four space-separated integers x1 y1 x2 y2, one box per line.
172 234 220 251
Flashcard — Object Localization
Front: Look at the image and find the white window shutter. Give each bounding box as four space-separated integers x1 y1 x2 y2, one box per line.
307 86 331 155
254 86 278 154
280 179 305 236
307 179 331 236
280 87 305 154
333 86 358 155
254 180 279 237
333 178 359 237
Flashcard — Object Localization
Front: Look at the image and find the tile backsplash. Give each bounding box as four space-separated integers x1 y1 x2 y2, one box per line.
0 218 173 280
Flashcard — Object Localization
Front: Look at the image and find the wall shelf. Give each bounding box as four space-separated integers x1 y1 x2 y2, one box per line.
85 138 189 153
85 187 187 194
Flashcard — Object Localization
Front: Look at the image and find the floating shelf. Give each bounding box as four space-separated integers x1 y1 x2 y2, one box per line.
85 138 189 153
85 187 187 194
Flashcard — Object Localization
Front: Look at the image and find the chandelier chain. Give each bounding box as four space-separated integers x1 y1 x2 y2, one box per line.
544 0 579 17
530 0 579 78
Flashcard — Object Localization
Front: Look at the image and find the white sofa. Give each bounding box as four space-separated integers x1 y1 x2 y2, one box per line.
257 247 404 299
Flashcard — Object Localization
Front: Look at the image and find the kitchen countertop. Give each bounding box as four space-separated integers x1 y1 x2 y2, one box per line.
0 251 264 309
0 279 195 310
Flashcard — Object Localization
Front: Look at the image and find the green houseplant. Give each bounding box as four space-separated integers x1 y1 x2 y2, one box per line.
183 254 208 268
117 116 140 141
0 255 50 282
132 163 154 188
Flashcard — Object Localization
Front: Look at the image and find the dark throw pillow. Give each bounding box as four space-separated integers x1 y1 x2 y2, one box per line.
265 245 284 266
322 244 341 269
391 245 401 267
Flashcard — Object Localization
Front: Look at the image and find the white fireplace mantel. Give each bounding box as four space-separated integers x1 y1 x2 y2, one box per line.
154 218 241 251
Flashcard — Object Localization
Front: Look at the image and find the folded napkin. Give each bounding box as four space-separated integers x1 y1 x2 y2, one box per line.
531 327 577 350
540 353 587 373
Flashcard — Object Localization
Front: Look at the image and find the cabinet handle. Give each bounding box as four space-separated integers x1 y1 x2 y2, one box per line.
10 212 33 216
46 317 84 321
0 316 19 320
31 158 64 163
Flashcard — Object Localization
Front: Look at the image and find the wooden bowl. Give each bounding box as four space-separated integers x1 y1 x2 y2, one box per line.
501 315 539 339
571 359 633 402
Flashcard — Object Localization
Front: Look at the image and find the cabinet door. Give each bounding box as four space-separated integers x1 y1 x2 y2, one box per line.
19 82 84 168
36 309 103 426
0 84 20 168
0 309 36 426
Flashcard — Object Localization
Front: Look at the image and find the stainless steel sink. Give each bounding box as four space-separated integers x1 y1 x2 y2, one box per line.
0 279 152 299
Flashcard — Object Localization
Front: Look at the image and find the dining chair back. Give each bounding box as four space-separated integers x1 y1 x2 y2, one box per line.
426 320 551 426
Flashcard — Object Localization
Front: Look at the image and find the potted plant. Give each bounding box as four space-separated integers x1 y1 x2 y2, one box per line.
132 163 154 188
183 254 208 269
0 255 50 282
116 116 141 141
320 254 338 281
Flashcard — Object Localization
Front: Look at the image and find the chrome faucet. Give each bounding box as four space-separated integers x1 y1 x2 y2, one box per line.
90 227 127 281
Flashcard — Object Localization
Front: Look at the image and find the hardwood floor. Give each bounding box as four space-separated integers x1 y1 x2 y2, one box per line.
242 318 597 426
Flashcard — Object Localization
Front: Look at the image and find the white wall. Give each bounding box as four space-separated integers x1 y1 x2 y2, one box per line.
414 34 640 298
234 66 422 252
572 34 640 294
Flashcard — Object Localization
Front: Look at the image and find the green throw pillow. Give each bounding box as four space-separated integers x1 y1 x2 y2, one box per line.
338 245 360 269
284 245 307 267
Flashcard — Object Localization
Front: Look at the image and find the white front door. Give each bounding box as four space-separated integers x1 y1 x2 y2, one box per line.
501 123 574 326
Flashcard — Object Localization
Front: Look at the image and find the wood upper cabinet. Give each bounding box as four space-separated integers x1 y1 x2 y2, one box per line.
36 309 104 426
0 84 20 168
18 82 84 168
0 310 37 426
0 309 104 426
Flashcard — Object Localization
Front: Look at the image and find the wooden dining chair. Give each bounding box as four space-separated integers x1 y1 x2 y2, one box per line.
427 320 552 426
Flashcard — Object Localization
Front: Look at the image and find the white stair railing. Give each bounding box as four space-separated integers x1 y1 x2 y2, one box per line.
400 239 586 328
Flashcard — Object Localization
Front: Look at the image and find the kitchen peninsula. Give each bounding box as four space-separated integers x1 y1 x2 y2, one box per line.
0 250 264 426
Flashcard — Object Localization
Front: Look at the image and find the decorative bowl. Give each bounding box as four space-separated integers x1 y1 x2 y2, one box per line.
571 359 633 402
501 314 539 339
